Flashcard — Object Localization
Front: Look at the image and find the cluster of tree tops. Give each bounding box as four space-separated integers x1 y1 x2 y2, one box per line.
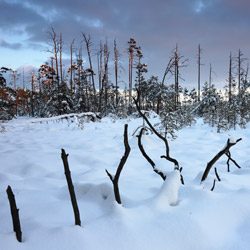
0 29 249 136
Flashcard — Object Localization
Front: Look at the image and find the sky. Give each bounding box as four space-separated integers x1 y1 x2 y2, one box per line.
0 0 250 89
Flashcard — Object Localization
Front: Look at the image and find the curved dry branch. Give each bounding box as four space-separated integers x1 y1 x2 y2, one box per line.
201 138 242 183
134 93 179 169
137 128 166 180
106 124 131 204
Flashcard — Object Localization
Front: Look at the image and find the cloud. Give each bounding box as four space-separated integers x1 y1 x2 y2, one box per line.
1 0 250 88
0 38 22 50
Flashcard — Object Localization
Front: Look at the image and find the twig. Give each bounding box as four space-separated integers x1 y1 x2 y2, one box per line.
211 179 216 191
214 167 221 181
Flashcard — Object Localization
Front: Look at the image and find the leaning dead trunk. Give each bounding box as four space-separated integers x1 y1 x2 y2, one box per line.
61 149 81 226
6 185 22 242
106 124 131 204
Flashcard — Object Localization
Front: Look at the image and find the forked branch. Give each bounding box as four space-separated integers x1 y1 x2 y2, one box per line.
106 124 131 204
201 138 242 183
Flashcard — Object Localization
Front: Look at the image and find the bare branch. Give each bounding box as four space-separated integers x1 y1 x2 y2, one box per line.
134 92 179 169
106 124 131 204
137 128 166 180
61 149 81 226
201 138 242 183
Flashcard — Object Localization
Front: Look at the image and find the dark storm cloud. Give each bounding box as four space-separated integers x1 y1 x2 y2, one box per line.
0 1 45 34
1 0 250 86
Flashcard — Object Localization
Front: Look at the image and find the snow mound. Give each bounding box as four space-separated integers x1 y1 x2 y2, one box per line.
153 170 181 210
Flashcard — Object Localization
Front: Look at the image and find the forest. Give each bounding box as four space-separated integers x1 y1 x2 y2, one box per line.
1 29 250 136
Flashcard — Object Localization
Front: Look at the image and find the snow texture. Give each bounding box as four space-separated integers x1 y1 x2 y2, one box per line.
0 116 250 250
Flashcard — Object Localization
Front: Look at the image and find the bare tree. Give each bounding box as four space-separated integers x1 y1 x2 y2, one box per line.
47 28 59 85
197 44 204 102
114 39 119 108
82 33 97 106
173 44 188 110
70 39 75 94
228 52 233 103
98 41 103 112
59 33 63 84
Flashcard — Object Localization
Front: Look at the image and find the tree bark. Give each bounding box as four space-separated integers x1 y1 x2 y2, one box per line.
61 149 81 226
6 185 22 242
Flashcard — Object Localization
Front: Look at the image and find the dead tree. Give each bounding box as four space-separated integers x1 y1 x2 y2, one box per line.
158 57 174 114
197 44 204 102
82 33 97 106
61 149 81 226
173 44 188 110
138 128 166 180
114 39 119 108
201 138 242 182
106 124 131 204
70 39 75 94
59 33 63 84
6 185 22 242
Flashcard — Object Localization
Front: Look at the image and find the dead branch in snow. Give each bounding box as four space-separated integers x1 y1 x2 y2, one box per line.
6 186 22 242
61 149 81 226
201 138 242 183
106 124 131 204
137 128 166 180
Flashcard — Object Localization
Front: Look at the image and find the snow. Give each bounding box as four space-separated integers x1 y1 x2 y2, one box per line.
0 116 250 250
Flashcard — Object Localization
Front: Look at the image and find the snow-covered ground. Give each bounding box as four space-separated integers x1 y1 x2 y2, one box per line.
0 116 250 250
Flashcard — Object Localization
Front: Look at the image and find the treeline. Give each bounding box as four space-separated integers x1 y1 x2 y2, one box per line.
0 29 250 135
